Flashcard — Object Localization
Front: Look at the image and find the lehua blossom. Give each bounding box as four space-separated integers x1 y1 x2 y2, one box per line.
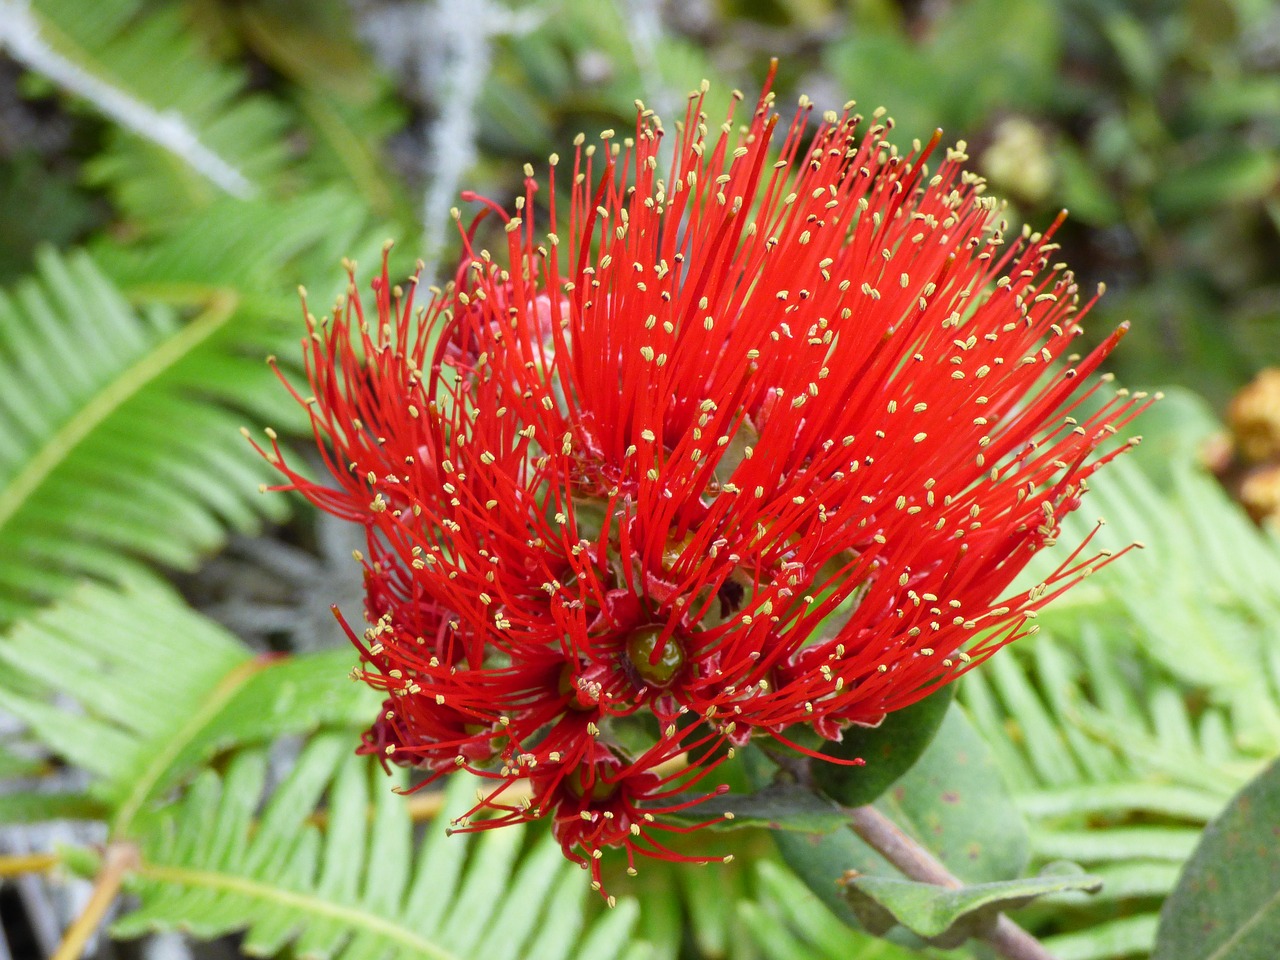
256 65 1148 900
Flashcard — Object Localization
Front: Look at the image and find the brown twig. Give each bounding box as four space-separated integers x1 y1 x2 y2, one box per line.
846 804 1060 960
50 842 139 960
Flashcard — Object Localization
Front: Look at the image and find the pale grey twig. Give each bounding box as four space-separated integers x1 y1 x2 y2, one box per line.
0 0 255 198
141 930 195 960
617 0 678 119
417 0 544 278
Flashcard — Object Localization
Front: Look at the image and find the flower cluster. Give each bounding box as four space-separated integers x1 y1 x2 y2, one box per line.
257 67 1145 897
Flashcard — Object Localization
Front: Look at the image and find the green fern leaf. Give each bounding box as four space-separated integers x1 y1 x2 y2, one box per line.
92 188 383 312
0 191 388 623
30 0 290 229
27 0 414 235
0 575 374 837
739 860 921 960
1041 915 1160 960
112 739 644 960
0 246 299 618
956 388 1280 959
0 789 107 824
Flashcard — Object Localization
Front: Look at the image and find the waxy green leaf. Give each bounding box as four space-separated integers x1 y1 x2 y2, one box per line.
843 863 1103 948
813 686 955 807
666 781 849 834
771 703 1031 931
1153 756 1280 959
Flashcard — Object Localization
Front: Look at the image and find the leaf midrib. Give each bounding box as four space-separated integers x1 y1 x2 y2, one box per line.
110 651 267 838
1202 884 1280 960
0 288 238 537
134 861 462 960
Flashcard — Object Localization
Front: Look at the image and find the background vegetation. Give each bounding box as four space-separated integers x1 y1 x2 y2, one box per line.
1 0 1277 958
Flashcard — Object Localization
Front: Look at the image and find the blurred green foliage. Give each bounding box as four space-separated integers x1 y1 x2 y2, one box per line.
1 1 1277 959
821 0 1280 405
5 0 1275 403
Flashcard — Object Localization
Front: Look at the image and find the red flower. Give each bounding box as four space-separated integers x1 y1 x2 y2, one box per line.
257 63 1146 890
449 733 732 905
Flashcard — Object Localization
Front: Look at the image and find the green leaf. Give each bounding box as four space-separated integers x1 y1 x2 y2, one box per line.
0 184 386 625
1071 861 1183 904
771 818 881 931
772 703 1029 932
95 187 389 334
0 247 286 620
0 744 41 779
233 5 382 103
1043 915 1162 960
1016 783 1226 822
824 0 1058 140
813 686 955 807
0 576 375 836
1152 755 1280 959
0 152 105 283
671 781 849 833
648 690 955 834
875 702 1031 881
1099 9 1163 91
1031 827 1201 864
1150 148 1280 219
843 865 1103 949
31 0 290 228
112 740 637 960
1053 140 1122 226
626 865 683 960
673 841 754 958
954 389 1280 958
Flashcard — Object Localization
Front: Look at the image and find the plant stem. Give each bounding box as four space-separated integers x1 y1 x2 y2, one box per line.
50 842 138 960
846 804 1059 960
0 851 60 877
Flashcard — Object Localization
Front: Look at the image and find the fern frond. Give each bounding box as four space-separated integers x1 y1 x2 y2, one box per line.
27 0 288 228
112 739 645 960
92 188 381 310
24 0 415 236
957 389 1280 960
0 192 386 623
738 860 920 960
0 247 295 618
3 0 256 203
0 789 106 824
294 87 409 220
0 575 373 837
621 830 775 960
0 743 40 779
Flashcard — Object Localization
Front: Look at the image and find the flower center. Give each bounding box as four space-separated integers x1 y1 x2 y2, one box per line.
565 765 619 802
624 626 685 688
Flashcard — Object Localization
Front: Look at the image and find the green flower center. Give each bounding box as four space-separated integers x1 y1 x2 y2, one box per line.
624 626 685 688
565 766 619 802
